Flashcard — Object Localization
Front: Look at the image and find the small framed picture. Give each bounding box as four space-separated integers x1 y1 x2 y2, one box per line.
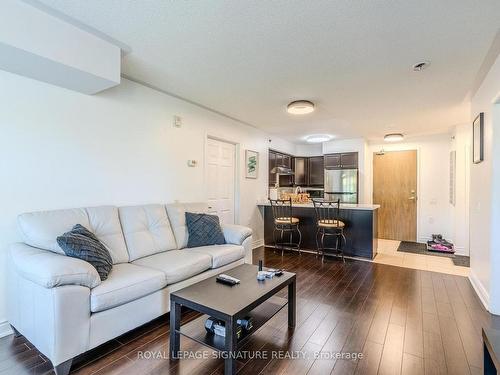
245 150 259 179
473 112 484 164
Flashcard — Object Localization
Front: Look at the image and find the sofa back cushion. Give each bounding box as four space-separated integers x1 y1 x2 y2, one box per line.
85 206 129 264
166 202 208 249
119 204 177 261
17 206 129 264
18 208 88 255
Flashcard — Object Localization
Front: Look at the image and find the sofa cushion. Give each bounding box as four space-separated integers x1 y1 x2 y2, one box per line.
18 208 89 255
132 250 211 285
90 263 166 313
17 206 129 264
189 244 245 268
119 205 177 261
57 224 113 281
86 206 129 264
166 202 208 249
186 212 225 248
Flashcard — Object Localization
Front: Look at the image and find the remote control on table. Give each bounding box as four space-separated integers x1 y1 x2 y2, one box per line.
216 274 240 286
268 268 284 276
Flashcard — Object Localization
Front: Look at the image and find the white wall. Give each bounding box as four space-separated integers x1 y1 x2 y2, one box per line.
322 138 368 203
0 70 294 334
295 143 322 157
469 50 500 313
367 134 468 249
450 124 471 256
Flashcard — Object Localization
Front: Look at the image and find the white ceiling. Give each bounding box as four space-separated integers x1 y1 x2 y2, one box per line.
36 0 500 143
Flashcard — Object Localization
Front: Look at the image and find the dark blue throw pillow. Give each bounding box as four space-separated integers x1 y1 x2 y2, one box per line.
57 224 113 281
186 212 226 248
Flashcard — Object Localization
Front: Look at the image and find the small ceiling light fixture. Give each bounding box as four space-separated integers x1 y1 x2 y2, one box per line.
412 61 431 72
287 100 315 115
305 134 333 143
384 133 404 142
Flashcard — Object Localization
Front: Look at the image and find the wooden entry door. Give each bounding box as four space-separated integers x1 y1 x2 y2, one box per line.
373 150 417 241
206 138 235 224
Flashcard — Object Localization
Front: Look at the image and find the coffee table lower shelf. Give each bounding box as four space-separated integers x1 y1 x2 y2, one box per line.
177 296 287 351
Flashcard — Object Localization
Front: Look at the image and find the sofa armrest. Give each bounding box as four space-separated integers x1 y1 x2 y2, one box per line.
222 224 252 245
9 243 101 289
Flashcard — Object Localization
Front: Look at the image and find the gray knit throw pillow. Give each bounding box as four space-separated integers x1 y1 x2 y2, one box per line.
57 224 113 281
186 212 226 248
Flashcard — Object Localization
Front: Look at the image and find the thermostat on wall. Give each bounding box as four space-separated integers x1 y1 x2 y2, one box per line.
187 160 197 167
173 115 182 128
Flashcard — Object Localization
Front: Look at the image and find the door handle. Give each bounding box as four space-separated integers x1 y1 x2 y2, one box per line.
408 189 417 201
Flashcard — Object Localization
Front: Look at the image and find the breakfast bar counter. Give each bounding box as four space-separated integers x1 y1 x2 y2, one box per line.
257 201 379 259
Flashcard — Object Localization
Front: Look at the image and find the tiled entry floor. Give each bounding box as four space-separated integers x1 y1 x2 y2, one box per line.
374 239 470 277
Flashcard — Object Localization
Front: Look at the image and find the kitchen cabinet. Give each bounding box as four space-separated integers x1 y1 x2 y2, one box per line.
324 152 358 169
294 157 308 185
340 152 358 168
269 151 277 187
268 149 294 187
324 154 341 168
280 153 293 186
293 156 323 186
282 155 292 168
308 156 324 186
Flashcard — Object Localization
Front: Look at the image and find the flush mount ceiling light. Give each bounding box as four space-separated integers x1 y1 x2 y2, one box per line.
287 100 315 115
412 61 431 72
305 134 333 143
384 133 404 142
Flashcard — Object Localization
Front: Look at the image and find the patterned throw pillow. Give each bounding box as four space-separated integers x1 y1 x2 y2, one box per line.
57 224 113 281
186 212 226 248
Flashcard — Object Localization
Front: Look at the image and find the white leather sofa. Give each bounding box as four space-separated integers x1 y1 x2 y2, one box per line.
7 202 252 375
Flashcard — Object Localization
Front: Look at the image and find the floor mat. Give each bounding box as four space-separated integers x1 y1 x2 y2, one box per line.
397 241 470 267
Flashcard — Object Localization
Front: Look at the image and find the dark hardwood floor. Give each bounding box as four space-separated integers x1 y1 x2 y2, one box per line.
1 247 497 375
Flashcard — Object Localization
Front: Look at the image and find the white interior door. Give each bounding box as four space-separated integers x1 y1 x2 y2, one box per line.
206 138 236 224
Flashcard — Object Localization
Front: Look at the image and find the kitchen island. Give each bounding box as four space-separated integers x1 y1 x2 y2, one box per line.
258 201 379 260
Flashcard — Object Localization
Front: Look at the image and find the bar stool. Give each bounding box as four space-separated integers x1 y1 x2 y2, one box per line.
312 199 346 263
268 198 302 256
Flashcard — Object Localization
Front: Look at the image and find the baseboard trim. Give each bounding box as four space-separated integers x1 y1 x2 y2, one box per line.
469 270 490 312
252 239 264 249
453 246 468 256
0 320 13 338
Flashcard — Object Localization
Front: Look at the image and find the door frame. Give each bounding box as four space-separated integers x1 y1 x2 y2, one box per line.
204 133 240 224
371 148 422 242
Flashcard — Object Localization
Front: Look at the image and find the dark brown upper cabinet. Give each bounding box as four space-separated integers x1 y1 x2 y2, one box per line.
340 152 358 168
324 152 358 169
268 149 294 187
308 156 324 186
324 154 341 168
282 154 292 168
269 150 277 186
294 157 308 186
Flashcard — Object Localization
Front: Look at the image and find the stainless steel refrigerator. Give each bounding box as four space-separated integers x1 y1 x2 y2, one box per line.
324 169 358 203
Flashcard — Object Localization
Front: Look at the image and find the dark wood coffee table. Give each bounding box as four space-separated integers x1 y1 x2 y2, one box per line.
483 328 500 374
169 264 296 374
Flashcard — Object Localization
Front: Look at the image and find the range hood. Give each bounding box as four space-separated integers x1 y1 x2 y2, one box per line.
270 165 294 175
